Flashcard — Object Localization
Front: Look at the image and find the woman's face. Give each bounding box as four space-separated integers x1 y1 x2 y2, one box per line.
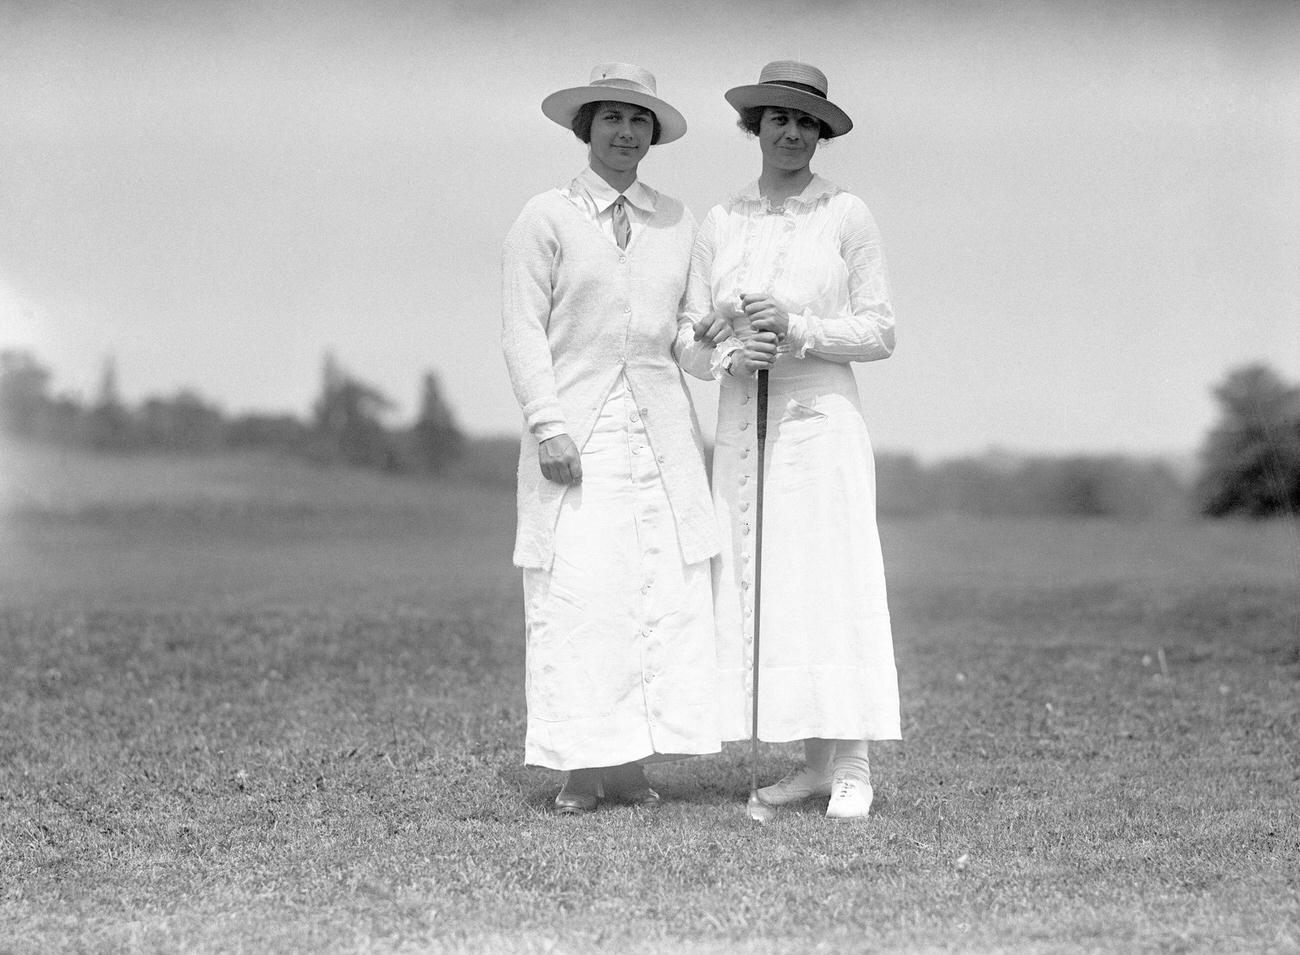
587 101 655 178
758 106 821 172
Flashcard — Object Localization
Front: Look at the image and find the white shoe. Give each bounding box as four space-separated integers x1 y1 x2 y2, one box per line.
825 774 873 820
756 764 833 806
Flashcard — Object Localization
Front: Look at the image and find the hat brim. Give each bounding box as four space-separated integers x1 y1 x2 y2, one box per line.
724 85 853 138
541 87 687 144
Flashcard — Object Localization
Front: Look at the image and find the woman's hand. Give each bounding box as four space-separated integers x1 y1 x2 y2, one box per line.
538 434 582 485
736 331 779 375
693 309 734 346
740 293 790 340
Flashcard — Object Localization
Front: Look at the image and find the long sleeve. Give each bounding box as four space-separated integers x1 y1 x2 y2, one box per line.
502 200 567 441
674 207 734 381
785 196 895 364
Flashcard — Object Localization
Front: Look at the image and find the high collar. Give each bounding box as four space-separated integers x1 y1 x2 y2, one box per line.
574 165 657 215
730 173 840 210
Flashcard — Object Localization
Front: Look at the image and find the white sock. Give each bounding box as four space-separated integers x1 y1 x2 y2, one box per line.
831 740 871 784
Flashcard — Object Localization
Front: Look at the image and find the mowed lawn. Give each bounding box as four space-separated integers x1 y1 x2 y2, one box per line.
1 441 1297 954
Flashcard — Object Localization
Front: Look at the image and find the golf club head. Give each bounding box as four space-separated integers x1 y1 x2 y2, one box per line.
746 791 776 825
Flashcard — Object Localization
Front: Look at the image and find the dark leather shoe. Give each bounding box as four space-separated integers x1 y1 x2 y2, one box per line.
554 769 601 815
602 762 660 808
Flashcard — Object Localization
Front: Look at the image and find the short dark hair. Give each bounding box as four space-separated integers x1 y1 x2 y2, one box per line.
736 105 833 141
571 100 663 145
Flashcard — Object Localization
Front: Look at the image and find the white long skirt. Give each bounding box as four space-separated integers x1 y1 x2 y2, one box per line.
712 358 901 743
522 375 720 770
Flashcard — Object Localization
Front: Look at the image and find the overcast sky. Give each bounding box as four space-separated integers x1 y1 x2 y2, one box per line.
3 0 1298 460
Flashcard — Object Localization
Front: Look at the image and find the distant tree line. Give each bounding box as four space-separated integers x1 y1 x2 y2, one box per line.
0 349 464 475
871 451 1187 519
3 351 1297 517
870 361 1298 520
443 361 1300 518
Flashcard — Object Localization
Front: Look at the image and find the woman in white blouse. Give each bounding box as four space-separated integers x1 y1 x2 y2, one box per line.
684 61 902 820
502 64 728 814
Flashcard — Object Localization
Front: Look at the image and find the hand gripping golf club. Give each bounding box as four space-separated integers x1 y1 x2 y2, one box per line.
746 369 776 824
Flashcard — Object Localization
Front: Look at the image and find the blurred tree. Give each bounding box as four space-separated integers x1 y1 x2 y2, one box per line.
407 371 464 473
875 453 930 517
225 412 312 453
1195 363 1300 517
0 349 53 437
1021 455 1184 518
85 356 140 451
896 451 1186 519
43 393 84 444
929 454 1023 516
139 390 225 452
1 348 487 483
311 353 397 468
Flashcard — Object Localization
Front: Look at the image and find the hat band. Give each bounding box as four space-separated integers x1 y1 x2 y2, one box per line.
761 80 827 99
591 78 653 96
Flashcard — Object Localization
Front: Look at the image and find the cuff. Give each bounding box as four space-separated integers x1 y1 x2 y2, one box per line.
523 396 566 442
784 310 813 359
533 421 568 443
710 337 744 379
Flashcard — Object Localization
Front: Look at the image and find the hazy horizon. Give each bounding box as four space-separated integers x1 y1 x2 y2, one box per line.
3 0 1298 460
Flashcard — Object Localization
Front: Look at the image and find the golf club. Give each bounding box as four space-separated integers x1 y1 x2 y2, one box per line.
746 367 776 824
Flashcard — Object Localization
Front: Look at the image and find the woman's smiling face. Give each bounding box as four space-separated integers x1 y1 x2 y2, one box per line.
587 101 655 179
758 106 821 172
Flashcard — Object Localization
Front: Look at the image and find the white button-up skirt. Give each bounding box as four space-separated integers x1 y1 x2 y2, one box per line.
712 359 902 743
522 375 720 770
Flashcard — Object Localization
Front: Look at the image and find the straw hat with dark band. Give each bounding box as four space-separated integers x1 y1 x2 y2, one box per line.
724 60 853 138
542 63 687 144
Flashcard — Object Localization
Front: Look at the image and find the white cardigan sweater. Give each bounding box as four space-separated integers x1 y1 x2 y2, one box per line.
502 179 719 570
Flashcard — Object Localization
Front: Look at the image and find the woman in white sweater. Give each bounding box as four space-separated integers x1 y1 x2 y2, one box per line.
502 63 728 814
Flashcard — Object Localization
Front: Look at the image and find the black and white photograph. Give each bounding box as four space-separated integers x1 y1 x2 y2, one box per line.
2 0 1297 951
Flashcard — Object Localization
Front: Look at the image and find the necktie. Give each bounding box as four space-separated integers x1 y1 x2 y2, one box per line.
612 196 631 250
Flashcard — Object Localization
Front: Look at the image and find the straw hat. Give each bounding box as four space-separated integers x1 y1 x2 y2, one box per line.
724 60 853 138
541 63 687 144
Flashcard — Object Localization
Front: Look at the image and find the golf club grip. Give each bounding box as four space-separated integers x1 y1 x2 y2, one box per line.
751 369 768 752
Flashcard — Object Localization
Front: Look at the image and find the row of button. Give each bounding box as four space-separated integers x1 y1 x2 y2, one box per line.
630 445 668 465
737 379 760 637
631 396 663 712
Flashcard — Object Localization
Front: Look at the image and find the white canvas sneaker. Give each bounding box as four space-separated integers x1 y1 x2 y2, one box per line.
825 774 873 820
756 764 833 806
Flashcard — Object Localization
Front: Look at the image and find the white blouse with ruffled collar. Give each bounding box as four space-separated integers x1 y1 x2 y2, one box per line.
683 174 895 367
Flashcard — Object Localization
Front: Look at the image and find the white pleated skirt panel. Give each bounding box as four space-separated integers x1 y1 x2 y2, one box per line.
523 375 720 770
712 358 902 743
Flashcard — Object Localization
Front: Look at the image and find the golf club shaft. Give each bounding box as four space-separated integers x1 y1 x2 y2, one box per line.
750 368 769 796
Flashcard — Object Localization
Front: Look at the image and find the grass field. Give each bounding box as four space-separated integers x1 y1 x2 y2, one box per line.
1 438 1298 954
